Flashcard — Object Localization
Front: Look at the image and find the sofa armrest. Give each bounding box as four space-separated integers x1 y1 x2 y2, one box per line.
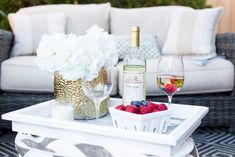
216 33 235 95
216 33 235 64
0 29 13 92
0 29 13 64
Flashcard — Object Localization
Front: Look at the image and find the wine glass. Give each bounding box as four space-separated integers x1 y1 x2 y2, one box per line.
156 55 184 105
81 68 113 119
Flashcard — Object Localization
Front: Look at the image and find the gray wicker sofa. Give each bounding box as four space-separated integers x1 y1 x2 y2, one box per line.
0 4 235 134
0 28 235 133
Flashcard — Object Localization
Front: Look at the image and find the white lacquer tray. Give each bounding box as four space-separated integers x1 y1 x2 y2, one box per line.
2 98 208 156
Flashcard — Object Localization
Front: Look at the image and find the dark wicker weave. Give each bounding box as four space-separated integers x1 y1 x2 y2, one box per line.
216 33 235 64
0 30 13 63
0 30 13 89
0 29 235 133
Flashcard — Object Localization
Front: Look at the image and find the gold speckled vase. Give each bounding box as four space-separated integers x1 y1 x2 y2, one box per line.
54 68 110 119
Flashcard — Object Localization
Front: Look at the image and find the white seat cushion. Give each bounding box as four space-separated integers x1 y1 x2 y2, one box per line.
1 56 118 95
1 56 53 92
117 57 234 96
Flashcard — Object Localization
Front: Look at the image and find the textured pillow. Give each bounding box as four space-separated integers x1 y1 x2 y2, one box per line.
8 13 66 56
162 7 223 59
114 35 160 59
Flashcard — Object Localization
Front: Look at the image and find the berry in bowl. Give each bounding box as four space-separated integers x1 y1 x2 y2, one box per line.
109 101 172 133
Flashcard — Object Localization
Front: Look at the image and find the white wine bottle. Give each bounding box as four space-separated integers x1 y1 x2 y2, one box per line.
122 26 146 105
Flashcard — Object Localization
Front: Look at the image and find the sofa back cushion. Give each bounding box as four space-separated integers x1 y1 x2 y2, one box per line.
110 6 192 50
8 13 66 56
17 3 110 35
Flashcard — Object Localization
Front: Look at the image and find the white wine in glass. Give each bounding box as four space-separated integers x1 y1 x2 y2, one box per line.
156 55 184 105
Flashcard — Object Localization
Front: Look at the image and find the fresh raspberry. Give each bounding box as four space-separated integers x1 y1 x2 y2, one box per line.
165 84 177 94
154 103 160 109
152 109 160 112
158 104 168 111
140 106 153 114
115 104 126 111
170 76 177 84
125 105 139 114
147 102 159 110
139 105 145 110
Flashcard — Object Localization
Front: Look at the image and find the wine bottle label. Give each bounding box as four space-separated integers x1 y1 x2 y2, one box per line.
123 71 145 104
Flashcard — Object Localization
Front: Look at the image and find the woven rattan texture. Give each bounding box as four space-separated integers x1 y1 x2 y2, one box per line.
216 33 235 64
0 30 13 63
0 30 13 89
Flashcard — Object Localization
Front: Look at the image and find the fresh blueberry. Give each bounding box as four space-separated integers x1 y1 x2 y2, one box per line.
131 101 138 105
131 101 142 106
137 101 142 106
141 100 148 106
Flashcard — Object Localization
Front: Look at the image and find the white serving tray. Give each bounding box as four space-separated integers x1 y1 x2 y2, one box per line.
2 98 208 156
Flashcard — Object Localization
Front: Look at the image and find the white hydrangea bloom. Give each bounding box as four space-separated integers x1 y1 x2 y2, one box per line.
36 25 117 81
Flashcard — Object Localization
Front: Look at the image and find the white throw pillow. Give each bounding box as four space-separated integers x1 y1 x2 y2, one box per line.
114 35 160 59
162 7 223 59
8 13 66 56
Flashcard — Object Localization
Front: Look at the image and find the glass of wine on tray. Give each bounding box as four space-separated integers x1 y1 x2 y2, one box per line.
157 55 184 126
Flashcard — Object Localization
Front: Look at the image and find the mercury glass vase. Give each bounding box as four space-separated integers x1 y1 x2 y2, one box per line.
54 69 110 120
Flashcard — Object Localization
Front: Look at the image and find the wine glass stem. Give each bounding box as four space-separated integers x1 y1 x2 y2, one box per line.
168 95 172 105
94 100 100 119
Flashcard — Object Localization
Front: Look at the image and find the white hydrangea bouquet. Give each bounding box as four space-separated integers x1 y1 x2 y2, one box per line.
36 25 118 81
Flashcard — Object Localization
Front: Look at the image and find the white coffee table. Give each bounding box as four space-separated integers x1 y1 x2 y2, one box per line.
2 98 208 157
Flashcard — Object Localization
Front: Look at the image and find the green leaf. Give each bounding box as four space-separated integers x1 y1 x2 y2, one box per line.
0 10 6 17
